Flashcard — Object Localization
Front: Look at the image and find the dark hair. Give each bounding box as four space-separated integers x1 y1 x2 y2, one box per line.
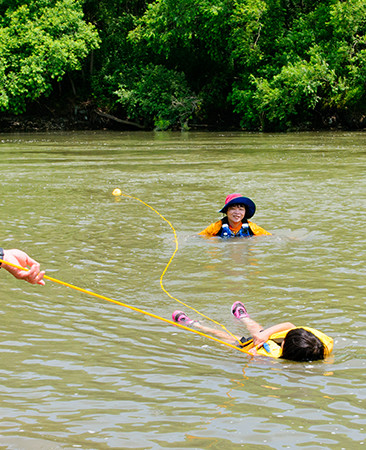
281 328 325 362
227 203 246 209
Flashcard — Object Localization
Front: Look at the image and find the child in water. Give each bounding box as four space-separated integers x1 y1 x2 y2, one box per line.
172 302 333 362
199 193 271 238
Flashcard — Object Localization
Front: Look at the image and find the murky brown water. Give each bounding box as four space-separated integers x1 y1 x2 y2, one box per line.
0 131 365 449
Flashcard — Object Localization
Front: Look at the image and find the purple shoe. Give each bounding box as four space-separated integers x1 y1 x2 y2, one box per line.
172 310 195 325
231 301 249 319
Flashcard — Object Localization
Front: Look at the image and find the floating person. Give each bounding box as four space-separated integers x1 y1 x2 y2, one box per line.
0 247 45 285
172 301 333 362
198 193 271 238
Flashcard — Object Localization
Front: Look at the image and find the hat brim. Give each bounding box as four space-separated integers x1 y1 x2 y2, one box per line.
219 196 256 219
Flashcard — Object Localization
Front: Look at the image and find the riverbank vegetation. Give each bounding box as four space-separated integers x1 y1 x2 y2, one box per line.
1 0 366 131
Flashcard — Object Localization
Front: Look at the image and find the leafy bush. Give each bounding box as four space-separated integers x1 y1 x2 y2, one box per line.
0 0 99 113
232 52 340 130
115 64 201 130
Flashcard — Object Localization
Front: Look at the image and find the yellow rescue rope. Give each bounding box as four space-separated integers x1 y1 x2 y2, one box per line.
0 258 249 355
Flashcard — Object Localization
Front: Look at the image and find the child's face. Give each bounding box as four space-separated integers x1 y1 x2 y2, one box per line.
227 204 246 223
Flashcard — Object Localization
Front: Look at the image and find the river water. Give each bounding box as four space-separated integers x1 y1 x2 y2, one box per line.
0 131 365 449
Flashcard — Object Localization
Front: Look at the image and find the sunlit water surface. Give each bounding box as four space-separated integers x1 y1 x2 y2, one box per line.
0 131 365 449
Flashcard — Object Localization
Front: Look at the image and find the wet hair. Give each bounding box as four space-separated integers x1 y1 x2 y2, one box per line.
281 328 325 362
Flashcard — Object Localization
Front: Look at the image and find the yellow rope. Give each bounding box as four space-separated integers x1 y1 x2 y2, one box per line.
119 192 242 344
0 258 250 355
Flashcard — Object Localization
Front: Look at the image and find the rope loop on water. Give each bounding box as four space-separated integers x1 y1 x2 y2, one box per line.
118 192 241 344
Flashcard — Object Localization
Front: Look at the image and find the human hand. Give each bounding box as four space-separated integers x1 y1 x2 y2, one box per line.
2 249 45 285
252 330 270 348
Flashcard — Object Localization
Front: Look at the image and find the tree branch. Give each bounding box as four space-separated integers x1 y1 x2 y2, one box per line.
94 110 145 129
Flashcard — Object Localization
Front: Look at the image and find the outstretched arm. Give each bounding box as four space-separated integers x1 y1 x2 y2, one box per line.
1 248 45 285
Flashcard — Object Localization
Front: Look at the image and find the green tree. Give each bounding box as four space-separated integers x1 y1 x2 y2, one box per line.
115 64 200 129
2 0 366 130
128 0 235 126
230 0 366 130
83 0 148 108
0 0 99 114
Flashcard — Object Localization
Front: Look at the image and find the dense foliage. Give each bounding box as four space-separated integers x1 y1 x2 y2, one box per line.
0 0 100 114
1 0 366 130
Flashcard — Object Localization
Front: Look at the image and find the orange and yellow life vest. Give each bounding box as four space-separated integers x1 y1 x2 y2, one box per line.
199 219 271 237
240 326 333 359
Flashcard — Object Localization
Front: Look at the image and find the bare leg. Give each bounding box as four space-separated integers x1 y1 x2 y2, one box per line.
193 303 263 343
192 321 240 345
238 316 263 336
172 310 240 345
231 301 263 336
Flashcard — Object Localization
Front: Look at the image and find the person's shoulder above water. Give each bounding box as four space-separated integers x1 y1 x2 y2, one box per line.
198 193 271 237
198 219 223 236
199 220 271 237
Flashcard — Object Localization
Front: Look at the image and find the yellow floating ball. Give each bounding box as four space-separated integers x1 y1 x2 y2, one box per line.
112 188 122 196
